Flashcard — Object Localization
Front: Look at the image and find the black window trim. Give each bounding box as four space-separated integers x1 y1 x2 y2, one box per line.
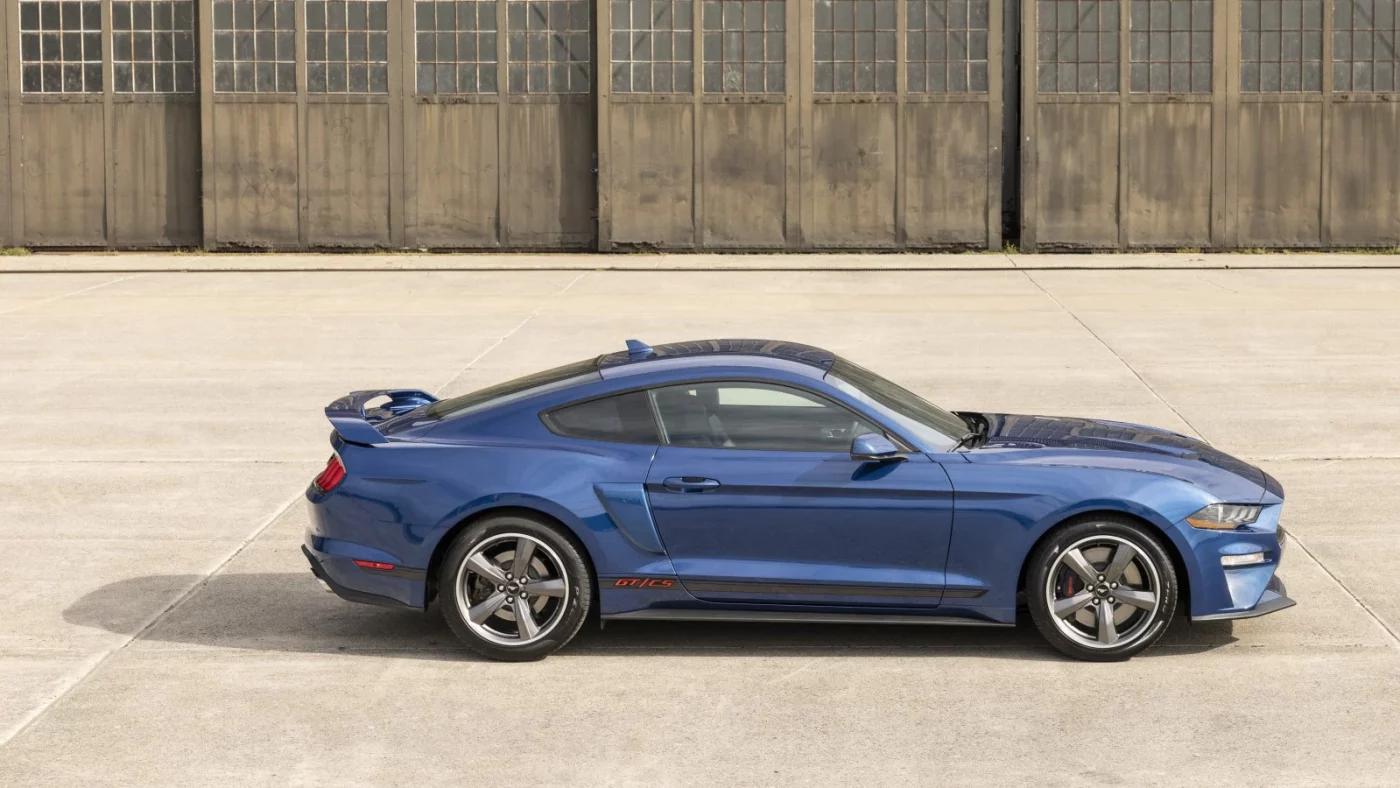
539 376 916 453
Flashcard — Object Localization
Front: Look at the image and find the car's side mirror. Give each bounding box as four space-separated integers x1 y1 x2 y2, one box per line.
851 433 906 463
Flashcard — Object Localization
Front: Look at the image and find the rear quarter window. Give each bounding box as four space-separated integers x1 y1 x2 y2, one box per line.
544 391 660 444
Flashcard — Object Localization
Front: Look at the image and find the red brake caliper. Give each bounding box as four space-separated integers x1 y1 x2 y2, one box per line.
1060 573 1076 598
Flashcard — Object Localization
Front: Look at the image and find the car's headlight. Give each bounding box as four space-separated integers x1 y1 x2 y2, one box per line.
1186 503 1262 530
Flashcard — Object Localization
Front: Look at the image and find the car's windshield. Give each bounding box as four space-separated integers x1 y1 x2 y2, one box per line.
825 358 970 452
420 358 599 421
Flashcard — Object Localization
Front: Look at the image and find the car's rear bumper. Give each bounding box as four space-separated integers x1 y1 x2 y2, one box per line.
304 489 431 609
1191 574 1296 622
301 540 426 610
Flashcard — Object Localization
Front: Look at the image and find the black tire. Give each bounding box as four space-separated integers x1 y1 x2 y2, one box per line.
439 513 593 662
1026 516 1178 661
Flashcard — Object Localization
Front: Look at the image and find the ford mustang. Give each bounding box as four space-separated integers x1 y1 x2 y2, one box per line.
303 338 1293 661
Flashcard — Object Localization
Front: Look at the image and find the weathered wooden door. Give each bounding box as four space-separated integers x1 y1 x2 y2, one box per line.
406 0 596 249
4 0 201 248
1020 0 1400 251
597 0 1004 250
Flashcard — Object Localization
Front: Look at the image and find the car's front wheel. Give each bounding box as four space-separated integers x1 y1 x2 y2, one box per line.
1026 517 1178 661
440 514 592 661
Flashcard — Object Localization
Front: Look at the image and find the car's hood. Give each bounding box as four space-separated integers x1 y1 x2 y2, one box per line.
968 413 1277 500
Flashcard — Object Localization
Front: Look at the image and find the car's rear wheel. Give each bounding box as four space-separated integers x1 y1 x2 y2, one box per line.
440 514 592 661
1027 517 1178 661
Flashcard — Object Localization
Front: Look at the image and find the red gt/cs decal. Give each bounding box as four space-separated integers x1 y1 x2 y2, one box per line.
613 577 675 589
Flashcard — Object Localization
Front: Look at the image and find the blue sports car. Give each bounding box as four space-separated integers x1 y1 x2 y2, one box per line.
303 339 1294 661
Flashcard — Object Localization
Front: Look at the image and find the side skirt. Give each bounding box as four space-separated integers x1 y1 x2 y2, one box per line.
602 608 1013 627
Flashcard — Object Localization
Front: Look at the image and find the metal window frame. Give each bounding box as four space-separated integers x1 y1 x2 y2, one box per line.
906 0 994 95
813 0 899 94
411 0 501 95
1332 0 1400 91
210 0 297 93
1129 0 1215 94
1239 0 1324 93
702 0 785 94
505 0 591 95
610 0 694 94
17 0 105 94
110 0 200 94
305 0 391 95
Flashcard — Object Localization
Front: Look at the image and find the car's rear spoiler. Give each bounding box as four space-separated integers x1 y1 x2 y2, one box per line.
325 389 439 445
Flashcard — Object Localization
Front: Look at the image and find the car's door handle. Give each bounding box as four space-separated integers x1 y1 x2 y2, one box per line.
662 476 722 493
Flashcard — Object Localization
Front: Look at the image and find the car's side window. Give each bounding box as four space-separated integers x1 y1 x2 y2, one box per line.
545 391 659 444
650 381 882 452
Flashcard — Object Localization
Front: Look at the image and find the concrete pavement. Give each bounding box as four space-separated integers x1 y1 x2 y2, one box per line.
1 262 1398 785
4 250 1400 273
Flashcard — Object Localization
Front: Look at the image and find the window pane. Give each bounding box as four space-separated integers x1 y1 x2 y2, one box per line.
110 1 198 94
506 0 591 93
415 0 500 93
1036 0 1121 94
1129 0 1212 93
715 386 823 406
613 0 691 93
1242 0 1323 93
548 392 660 443
215 0 294 92
1332 0 1400 92
909 0 991 93
826 358 967 451
310 0 389 93
19 0 102 94
816 0 896 93
652 382 879 452
704 0 784 93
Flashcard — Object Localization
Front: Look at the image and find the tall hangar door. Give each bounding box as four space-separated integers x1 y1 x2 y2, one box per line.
408 0 596 248
196 0 597 250
597 0 1005 250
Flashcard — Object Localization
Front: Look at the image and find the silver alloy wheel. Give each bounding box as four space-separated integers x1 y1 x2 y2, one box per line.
455 532 570 647
1046 534 1162 650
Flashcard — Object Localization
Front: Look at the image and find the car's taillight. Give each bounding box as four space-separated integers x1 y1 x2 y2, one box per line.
312 455 346 492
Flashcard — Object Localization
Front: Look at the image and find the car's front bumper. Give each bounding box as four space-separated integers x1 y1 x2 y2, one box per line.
1191 573 1296 622
1183 505 1297 621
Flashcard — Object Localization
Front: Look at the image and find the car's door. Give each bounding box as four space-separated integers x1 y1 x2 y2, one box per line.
643 380 955 608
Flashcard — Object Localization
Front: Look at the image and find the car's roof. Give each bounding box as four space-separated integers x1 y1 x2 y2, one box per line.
595 339 837 373
404 339 837 431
